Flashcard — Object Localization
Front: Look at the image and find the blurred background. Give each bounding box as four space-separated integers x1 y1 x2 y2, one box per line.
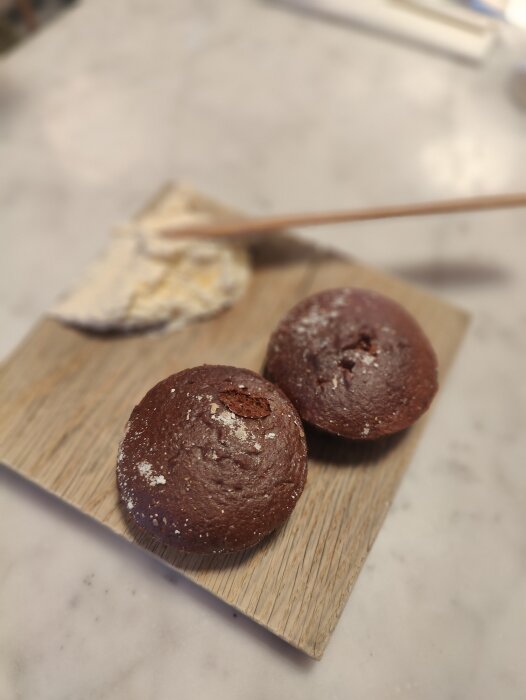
1 0 526 356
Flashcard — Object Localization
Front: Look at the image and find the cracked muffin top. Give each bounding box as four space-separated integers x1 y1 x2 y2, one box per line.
117 365 307 554
265 288 438 440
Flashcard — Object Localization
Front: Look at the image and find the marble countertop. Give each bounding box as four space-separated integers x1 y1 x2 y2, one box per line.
1 1 526 698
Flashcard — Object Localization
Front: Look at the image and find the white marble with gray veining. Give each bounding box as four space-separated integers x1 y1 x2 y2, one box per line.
1 1 526 698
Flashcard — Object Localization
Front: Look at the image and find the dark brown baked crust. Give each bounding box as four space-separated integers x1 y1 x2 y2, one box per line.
265 288 438 440
117 365 307 554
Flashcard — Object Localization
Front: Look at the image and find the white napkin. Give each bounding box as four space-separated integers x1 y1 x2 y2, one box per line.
283 0 497 62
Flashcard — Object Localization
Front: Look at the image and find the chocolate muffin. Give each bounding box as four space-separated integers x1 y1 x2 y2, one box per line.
265 288 438 440
117 365 307 554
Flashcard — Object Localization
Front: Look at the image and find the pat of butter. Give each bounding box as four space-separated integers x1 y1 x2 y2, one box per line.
51 187 251 332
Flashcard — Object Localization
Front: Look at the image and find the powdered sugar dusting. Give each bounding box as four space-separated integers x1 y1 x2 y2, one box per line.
137 461 152 478
294 304 329 335
211 409 254 443
235 425 248 442
137 461 167 486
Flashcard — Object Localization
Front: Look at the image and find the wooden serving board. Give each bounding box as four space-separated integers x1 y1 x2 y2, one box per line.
0 185 468 658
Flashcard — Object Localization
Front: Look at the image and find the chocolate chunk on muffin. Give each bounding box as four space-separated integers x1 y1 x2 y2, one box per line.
117 365 307 554
265 288 438 440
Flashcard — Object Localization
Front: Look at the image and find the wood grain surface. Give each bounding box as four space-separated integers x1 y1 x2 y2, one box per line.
0 185 469 658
